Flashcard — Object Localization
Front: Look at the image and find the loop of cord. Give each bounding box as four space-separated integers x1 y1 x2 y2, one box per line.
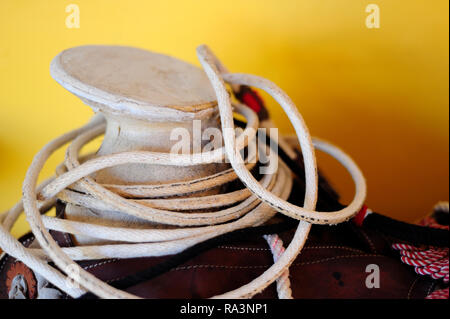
0 45 367 299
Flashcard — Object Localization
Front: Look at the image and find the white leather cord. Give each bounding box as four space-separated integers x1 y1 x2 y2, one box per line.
0 45 367 299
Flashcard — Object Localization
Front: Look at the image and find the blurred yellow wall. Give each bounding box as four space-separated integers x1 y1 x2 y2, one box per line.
0 0 448 238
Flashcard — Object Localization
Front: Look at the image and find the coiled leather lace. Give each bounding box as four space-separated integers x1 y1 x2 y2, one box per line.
0 45 366 299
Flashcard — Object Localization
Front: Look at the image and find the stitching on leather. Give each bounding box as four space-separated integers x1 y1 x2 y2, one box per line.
106 275 128 283
22 237 34 247
170 254 384 271
305 246 365 253
218 245 269 251
293 254 384 267
407 277 419 299
426 281 435 298
0 254 8 275
63 232 72 247
82 258 119 270
359 228 377 253
100 254 385 290
172 264 269 271
218 245 365 254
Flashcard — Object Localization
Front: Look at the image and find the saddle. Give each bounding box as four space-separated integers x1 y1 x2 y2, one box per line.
0 45 447 299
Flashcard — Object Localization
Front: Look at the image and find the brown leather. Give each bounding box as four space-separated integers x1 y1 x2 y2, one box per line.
0 179 439 299
0 213 436 299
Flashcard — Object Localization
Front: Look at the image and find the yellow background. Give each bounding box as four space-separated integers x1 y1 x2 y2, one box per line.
0 0 448 238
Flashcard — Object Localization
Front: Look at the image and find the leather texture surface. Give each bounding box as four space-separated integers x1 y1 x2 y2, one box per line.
0 210 436 299
0 170 439 299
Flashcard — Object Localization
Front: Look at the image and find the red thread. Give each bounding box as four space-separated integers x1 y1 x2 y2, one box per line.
352 205 368 226
241 91 262 113
392 213 449 298
426 287 449 299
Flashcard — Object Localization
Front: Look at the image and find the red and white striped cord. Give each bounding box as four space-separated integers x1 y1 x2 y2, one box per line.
418 202 449 230
263 234 292 299
425 287 449 299
391 243 449 283
393 202 449 299
418 216 449 230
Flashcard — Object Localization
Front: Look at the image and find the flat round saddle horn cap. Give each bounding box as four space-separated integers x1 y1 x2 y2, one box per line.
50 45 218 121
